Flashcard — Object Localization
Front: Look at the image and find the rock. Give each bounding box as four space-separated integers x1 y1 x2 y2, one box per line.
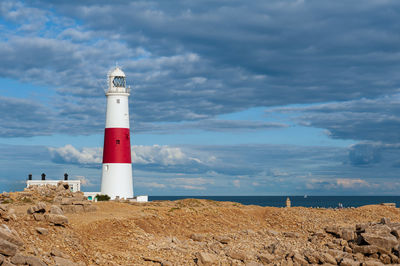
32 213 45 221
50 205 63 215
26 206 38 215
381 217 390 224
10 254 46 266
245 262 263 266
0 239 18 256
258 253 274 264
361 232 398 253
2 261 16 266
226 249 249 261
72 201 90 205
379 253 391 264
341 228 355 241
26 256 46 266
214 235 230 244
61 198 75 205
292 253 308 265
319 252 336 264
35 227 48 235
365 224 391 235
10 253 26 264
325 225 341 237
54 256 78 266
339 257 359 266
190 233 206 242
196 252 218 266
363 260 384 266
352 245 378 255
44 214 68 226
50 247 70 259
283 231 300 238
303 251 319 264
0 226 23 247
380 203 396 207
36 202 46 213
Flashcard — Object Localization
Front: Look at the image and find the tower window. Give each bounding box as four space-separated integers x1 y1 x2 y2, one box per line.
116 99 120 104
116 140 120 144
113 76 126 87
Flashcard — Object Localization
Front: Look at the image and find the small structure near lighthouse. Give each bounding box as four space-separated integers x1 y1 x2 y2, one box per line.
100 67 147 201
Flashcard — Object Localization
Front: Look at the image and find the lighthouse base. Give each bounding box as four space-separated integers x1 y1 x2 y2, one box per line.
101 163 133 199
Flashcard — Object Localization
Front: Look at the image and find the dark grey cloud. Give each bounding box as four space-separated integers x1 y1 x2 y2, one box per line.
135 119 287 134
1 0 400 136
272 94 400 143
0 96 54 137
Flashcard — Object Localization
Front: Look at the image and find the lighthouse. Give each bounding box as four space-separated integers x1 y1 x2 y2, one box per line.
101 67 133 199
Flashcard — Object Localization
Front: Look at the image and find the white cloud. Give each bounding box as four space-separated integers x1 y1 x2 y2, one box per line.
48 145 102 164
49 144 203 166
335 178 370 188
138 182 166 188
233 180 240 188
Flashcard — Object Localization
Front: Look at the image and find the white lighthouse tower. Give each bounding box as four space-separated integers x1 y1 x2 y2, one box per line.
101 67 133 199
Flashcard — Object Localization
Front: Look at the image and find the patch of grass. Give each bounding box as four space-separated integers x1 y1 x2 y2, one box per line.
168 207 181 212
95 194 110 201
2 198 14 204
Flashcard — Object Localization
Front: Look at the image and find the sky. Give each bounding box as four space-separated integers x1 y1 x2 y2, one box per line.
1 0 400 195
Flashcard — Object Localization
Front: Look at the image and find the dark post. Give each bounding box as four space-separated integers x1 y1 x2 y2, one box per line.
41 173 46 180
28 174 32 180
64 173 68 181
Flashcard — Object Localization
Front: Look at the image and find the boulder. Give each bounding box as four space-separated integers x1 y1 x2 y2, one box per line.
339 257 359 266
196 252 218 266
50 247 71 259
0 239 18 256
44 214 68 226
54 256 78 266
226 249 249 261
319 252 337 265
258 253 274 264
190 233 206 242
0 227 23 247
341 228 355 241
50 205 63 215
35 227 48 235
36 202 46 213
292 253 308 266
352 245 378 255
214 235 230 244
361 232 398 253
32 213 45 221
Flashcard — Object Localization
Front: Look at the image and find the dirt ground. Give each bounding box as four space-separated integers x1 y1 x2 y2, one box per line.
6 199 400 265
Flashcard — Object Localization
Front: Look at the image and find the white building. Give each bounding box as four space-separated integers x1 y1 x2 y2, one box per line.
26 180 81 192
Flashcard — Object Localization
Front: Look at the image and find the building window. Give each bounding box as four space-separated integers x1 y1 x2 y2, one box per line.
116 140 120 144
116 99 120 104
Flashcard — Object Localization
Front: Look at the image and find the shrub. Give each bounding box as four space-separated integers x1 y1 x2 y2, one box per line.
95 194 110 201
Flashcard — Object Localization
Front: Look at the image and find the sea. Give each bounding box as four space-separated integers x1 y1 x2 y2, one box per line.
148 196 400 208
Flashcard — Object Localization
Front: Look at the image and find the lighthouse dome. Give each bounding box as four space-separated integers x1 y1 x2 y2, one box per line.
109 67 126 78
107 66 128 94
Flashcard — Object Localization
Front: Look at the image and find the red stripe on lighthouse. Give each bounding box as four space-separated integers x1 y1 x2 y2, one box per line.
102 128 132 163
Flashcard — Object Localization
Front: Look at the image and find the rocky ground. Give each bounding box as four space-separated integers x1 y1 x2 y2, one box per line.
0 184 398 265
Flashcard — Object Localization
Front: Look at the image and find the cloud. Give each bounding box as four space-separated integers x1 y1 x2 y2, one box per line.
0 96 54 137
48 145 102 164
1 0 400 138
270 94 400 144
233 180 240 188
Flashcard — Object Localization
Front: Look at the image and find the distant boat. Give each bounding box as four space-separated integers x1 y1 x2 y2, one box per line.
304 195 308 198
